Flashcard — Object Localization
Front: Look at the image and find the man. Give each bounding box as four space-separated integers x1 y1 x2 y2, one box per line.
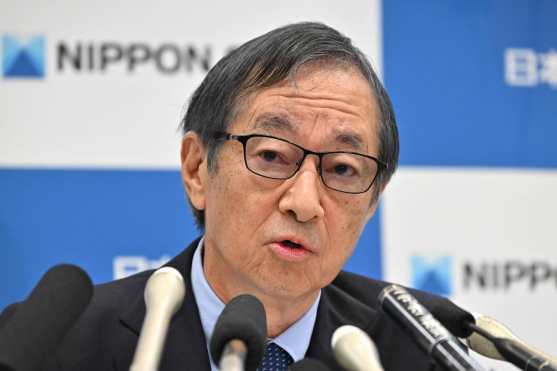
38 22 447 370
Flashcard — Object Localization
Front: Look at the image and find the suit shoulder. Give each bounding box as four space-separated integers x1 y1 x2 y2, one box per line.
331 271 452 310
46 270 153 371
329 271 389 311
89 270 152 311
66 269 155 339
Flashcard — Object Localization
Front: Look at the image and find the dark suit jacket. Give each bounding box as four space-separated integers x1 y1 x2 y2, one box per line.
36 238 445 371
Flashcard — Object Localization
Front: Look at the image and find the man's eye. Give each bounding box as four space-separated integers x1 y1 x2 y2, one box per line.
333 164 356 177
260 150 279 162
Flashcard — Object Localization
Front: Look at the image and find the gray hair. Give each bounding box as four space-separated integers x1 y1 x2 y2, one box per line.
180 22 399 228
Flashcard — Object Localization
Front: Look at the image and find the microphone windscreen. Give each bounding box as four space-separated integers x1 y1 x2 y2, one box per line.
210 294 267 371
129 266 186 371
466 314 522 361
331 325 384 371
0 264 93 371
289 358 331 370
468 315 557 368
429 299 475 338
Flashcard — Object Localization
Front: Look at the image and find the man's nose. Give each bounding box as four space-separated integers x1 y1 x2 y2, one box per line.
278 159 325 222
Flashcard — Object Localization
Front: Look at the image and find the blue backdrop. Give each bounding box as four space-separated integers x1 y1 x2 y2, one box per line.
0 169 381 309
384 0 557 168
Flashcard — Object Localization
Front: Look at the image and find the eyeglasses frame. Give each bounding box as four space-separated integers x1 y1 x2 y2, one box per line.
214 132 388 194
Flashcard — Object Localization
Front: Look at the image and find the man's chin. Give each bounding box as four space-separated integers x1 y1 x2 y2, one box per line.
251 275 321 303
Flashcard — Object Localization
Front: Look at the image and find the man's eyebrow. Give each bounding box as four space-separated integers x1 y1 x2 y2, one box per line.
253 113 366 150
334 131 365 151
253 113 298 134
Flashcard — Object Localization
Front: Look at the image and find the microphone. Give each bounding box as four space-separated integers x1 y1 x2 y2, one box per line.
129 267 186 371
468 316 557 371
331 325 384 371
428 299 475 338
469 314 557 370
379 285 486 371
209 294 267 371
0 264 93 371
289 358 331 370
431 302 557 370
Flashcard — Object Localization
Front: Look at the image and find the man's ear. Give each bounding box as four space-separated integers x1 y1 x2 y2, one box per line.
181 131 207 211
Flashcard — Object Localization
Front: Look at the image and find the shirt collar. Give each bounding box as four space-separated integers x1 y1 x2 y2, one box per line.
190 237 321 366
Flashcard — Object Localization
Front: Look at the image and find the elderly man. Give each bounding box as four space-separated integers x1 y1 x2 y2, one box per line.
39 22 448 371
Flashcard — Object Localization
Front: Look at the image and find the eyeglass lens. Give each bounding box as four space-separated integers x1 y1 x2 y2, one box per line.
244 136 378 193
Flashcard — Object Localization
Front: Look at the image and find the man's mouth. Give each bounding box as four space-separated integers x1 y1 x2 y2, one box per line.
269 238 313 260
281 240 303 249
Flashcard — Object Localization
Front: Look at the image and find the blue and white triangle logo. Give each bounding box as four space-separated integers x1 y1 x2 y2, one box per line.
2 35 45 78
411 255 453 297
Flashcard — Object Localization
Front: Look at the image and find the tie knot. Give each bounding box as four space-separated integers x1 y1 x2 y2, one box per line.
258 342 293 371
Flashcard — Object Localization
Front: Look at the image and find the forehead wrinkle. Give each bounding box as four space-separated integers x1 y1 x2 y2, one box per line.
276 92 372 119
248 106 371 153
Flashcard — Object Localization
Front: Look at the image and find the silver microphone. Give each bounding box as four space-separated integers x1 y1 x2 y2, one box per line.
331 325 384 371
467 314 557 370
129 267 186 371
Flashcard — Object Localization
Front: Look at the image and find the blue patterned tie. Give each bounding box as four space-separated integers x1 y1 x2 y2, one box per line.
257 342 293 371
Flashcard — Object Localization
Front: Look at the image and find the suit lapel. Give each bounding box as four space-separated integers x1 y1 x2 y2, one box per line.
118 238 211 371
306 282 380 367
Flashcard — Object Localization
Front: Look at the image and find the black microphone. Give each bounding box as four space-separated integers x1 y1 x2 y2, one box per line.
289 358 331 370
210 294 267 371
428 299 475 339
432 303 557 371
0 264 93 371
379 284 486 371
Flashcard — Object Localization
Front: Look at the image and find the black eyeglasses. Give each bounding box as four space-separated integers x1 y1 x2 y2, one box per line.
214 132 387 194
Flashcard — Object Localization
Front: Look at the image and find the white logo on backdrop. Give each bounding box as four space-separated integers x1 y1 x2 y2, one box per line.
113 255 171 279
505 48 557 88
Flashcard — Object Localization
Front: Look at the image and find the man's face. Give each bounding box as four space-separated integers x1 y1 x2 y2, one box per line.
187 64 381 303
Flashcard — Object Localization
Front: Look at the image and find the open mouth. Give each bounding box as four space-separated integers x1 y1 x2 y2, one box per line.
270 238 312 259
282 240 303 249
